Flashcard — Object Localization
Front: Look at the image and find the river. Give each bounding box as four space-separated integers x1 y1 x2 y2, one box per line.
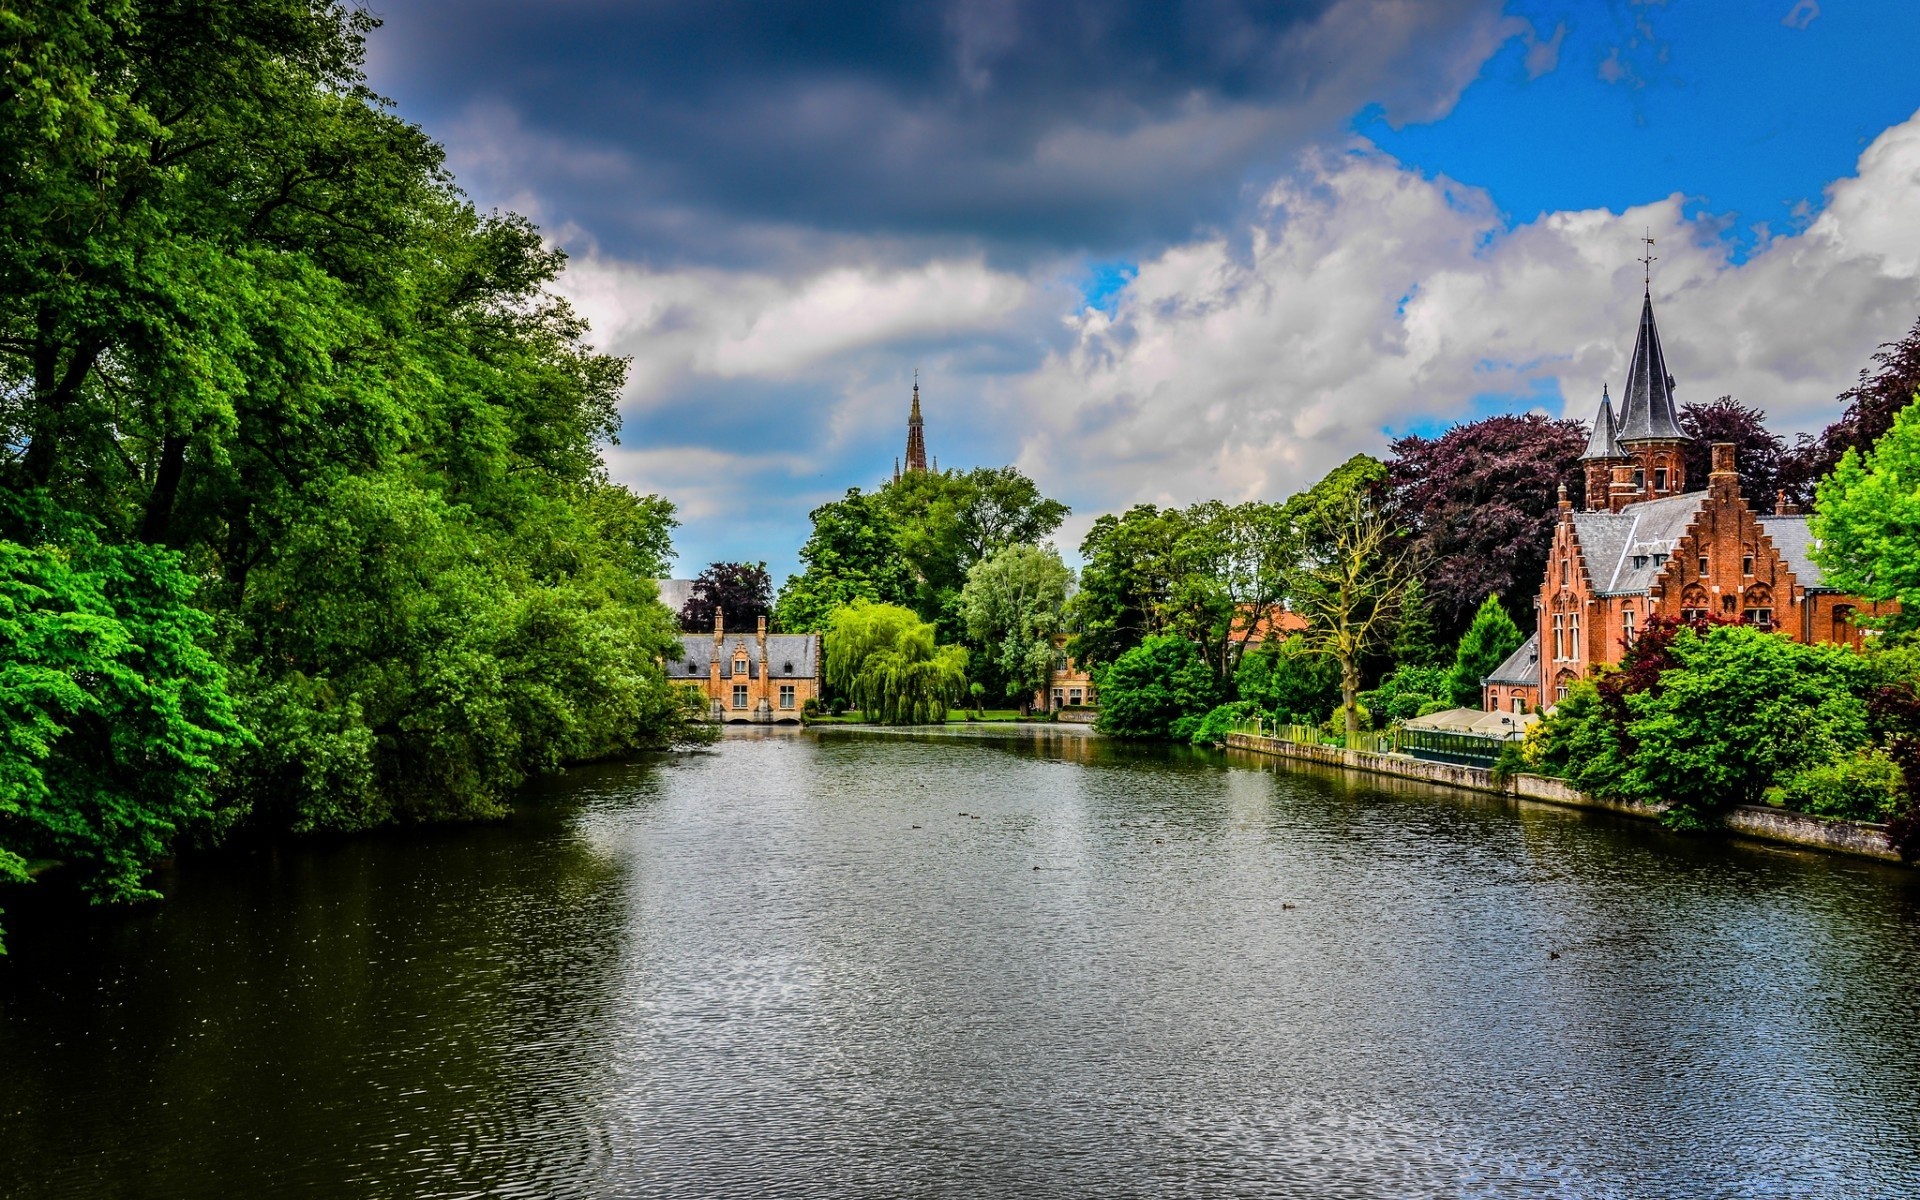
3 726 1918 1198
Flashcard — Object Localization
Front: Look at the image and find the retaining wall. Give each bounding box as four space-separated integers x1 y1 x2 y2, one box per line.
1224 732 1902 865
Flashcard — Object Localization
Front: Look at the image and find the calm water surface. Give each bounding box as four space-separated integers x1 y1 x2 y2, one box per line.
4 727 1919 1198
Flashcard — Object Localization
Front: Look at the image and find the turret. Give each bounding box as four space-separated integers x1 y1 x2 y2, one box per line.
1614 289 1690 500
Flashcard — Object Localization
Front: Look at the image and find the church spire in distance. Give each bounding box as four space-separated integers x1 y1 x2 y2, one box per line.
902 370 928 476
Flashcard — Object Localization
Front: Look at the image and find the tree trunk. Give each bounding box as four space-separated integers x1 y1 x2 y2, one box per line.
1342 657 1361 743
140 434 190 545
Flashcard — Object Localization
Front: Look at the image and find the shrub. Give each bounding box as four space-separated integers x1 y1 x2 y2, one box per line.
1189 700 1259 746
1359 665 1450 723
1767 748 1905 823
1095 635 1221 740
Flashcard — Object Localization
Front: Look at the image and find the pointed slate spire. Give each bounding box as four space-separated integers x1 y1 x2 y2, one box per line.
1579 384 1625 461
1615 291 1686 443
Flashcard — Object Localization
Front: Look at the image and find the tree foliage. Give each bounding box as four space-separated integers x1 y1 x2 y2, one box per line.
1811 393 1920 636
1446 593 1525 708
823 601 968 724
1235 635 1343 724
880 466 1069 637
959 543 1074 706
0 507 249 933
1679 397 1785 511
1288 490 1417 741
1093 634 1220 741
774 488 916 633
1387 414 1587 639
1538 622 1870 827
680 562 772 633
0 2 708 930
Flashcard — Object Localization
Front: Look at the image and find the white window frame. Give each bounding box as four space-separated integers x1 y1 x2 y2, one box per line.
732 684 748 709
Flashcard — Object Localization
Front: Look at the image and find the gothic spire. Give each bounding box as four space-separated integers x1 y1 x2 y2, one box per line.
903 374 928 473
1578 384 1625 461
1614 291 1686 444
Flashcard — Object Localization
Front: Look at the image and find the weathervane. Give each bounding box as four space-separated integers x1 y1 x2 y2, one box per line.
1639 229 1657 292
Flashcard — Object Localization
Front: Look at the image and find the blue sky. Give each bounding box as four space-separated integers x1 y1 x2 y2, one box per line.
363 1 1920 581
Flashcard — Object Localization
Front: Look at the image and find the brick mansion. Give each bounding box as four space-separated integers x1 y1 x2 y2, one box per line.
1482 290 1891 714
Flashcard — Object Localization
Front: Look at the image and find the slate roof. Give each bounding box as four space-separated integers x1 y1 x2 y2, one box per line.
1571 492 1707 595
1615 292 1687 443
674 633 820 680
1578 387 1626 461
1484 632 1540 686
1757 515 1831 589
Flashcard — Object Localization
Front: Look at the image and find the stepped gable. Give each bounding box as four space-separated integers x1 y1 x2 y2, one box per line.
1571 492 1704 595
1615 291 1685 444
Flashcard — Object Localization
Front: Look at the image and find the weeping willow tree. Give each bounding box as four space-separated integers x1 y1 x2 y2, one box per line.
824 601 969 724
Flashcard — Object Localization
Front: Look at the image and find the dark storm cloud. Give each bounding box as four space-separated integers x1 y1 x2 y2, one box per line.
366 0 1516 263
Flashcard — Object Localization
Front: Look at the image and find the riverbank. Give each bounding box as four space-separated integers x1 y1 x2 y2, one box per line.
1224 731 1905 864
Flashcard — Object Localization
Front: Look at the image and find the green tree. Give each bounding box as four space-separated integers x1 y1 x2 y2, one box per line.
774 488 915 632
1812 392 1920 635
1 2 711 891
1234 635 1343 724
1359 665 1453 723
1446 594 1525 708
881 466 1069 635
1539 625 1872 828
959 543 1074 707
1094 634 1221 740
1617 625 1871 826
1391 578 1448 669
823 601 969 724
1288 490 1416 741
1070 504 1182 671
0 507 249 943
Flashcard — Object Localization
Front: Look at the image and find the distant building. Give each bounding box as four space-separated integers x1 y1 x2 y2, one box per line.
1492 287 1889 713
674 614 822 723
1034 636 1097 715
892 376 932 482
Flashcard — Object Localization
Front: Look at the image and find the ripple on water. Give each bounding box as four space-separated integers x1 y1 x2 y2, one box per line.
3 726 1919 1199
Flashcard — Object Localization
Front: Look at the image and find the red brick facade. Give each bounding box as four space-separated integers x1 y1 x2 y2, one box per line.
1516 444 1889 710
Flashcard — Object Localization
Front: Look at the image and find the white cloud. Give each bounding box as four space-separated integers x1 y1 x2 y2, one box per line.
554 254 1036 404
1004 109 1920 533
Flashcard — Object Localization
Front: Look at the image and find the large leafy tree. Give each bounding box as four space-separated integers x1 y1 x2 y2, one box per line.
1679 397 1785 511
1811 393 1920 635
1784 312 1920 501
0 1 708 922
680 562 772 633
959 543 1074 707
1387 414 1587 639
881 466 1069 635
1070 504 1182 672
823 601 968 724
1288 490 1417 741
1093 634 1220 741
774 488 915 632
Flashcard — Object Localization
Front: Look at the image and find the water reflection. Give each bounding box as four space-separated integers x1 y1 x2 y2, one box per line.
3 727 1918 1198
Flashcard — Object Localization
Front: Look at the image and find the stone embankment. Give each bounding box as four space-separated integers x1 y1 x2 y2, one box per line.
1224 732 1903 865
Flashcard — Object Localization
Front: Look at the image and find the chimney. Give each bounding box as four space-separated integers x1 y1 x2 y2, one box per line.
1710 442 1739 502
1775 489 1800 517
757 613 768 647
1609 464 1636 513
712 607 724 646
